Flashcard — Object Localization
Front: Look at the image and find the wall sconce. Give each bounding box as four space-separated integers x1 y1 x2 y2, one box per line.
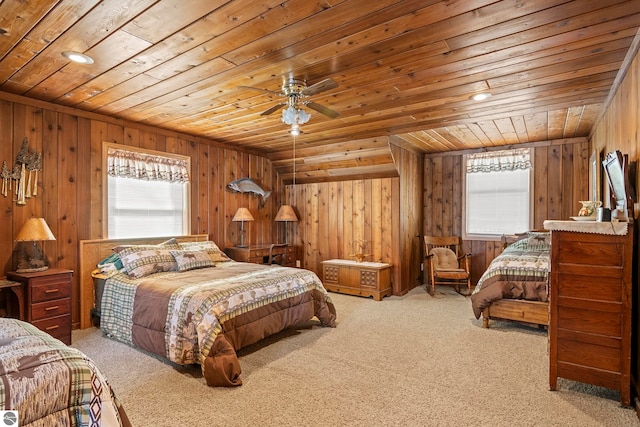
232 207 254 248
15 217 56 272
275 204 298 244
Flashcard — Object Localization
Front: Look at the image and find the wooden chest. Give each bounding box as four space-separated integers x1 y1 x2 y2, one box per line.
321 259 392 301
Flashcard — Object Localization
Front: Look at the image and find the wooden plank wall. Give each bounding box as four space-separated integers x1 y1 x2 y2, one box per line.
589 44 639 406
287 143 423 297
424 139 590 286
0 94 280 328
289 177 400 286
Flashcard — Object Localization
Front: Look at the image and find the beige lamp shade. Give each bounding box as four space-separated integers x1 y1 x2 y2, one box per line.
232 207 254 222
15 218 56 242
274 205 298 222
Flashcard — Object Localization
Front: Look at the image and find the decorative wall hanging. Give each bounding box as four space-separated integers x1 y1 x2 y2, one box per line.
1 137 42 205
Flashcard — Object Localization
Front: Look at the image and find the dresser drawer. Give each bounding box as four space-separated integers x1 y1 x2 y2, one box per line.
31 298 71 321
32 315 71 344
30 278 71 303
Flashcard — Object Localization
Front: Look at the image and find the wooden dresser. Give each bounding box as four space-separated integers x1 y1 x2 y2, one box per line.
7 269 73 345
321 259 392 301
545 220 633 406
225 244 296 267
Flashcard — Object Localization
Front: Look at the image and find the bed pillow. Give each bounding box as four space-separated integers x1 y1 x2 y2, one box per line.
178 241 232 262
115 246 178 278
96 252 124 274
111 238 180 253
170 249 215 272
526 231 551 250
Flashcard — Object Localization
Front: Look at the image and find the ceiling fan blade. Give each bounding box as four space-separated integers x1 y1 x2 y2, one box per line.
306 101 340 119
301 78 338 96
260 103 286 116
238 85 283 96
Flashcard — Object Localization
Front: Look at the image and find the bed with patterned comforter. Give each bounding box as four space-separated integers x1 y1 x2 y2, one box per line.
0 318 130 427
100 260 336 387
470 233 550 319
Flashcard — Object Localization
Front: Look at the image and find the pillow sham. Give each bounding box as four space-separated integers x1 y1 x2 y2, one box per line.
116 246 178 278
170 249 215 272
526 231 551 250
178 241 232 262
111 238 180 254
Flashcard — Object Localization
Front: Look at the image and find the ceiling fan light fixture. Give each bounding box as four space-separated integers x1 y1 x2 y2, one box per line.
470 92 491 101
290 124 301 136
282 106 310 125
61 51 94 64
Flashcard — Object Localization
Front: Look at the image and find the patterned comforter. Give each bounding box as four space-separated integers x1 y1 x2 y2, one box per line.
471 237 550 319
0 318 130 427
100 261 336 387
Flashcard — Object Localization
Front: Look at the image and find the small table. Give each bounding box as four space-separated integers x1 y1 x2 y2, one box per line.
321 259 392 301
0 277 25 320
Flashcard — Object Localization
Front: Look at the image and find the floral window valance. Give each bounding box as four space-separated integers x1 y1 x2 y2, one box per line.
107 147 189 183
466 148 531 173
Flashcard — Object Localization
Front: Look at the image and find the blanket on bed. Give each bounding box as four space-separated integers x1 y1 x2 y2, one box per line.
0 318 130 427
471 238 550 319
100 261 336 387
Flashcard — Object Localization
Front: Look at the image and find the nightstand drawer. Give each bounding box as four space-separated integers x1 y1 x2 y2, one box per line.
31 279 71 303
31 298 71 321
32 315 71 343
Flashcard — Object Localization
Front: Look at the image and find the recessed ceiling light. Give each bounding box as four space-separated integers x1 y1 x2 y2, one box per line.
61 51 94 64
470 92 491 101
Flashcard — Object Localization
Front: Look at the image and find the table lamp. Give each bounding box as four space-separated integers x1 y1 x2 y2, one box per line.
274 204 298 244
15 217 56 272
232 207 254 248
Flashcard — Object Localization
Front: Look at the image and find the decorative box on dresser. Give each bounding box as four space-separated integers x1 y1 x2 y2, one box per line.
544 220 633 406
321 259 392 301
7 269 73 345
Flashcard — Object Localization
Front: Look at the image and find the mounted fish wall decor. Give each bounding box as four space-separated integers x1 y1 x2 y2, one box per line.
227 178 272 207
1 137 42 205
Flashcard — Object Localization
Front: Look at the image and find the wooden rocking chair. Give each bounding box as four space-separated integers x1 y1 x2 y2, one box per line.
424 236 471 296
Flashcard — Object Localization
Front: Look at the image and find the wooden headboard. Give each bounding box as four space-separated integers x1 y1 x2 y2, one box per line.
78 234 209 329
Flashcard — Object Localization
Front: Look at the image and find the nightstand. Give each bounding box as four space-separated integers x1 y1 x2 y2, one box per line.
7 269 73 344
0 278 24 319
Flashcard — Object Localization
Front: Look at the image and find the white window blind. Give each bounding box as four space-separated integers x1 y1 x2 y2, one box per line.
465 148 532 237
106 146 189 238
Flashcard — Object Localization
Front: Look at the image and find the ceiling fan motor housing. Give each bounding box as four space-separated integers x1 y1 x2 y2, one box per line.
282 78 307 96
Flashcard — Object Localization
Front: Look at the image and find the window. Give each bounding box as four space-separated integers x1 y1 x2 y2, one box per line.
105 144 190 238
464 148 532 239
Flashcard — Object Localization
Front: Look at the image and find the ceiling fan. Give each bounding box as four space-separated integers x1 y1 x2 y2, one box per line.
239 77 340 120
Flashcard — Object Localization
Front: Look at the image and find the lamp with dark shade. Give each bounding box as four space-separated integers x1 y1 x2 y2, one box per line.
15 217 56 272
232 207 254 248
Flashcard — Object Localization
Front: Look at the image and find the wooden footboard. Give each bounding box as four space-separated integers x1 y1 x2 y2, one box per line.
78 235 209 329
482 299 548 328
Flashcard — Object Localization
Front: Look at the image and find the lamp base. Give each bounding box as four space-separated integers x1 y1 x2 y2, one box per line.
16 265 49 273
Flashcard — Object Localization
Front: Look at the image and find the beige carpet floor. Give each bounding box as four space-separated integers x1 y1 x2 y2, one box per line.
72 286 640 427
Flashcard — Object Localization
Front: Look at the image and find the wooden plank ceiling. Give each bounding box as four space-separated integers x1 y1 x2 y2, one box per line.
1 0 639 183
